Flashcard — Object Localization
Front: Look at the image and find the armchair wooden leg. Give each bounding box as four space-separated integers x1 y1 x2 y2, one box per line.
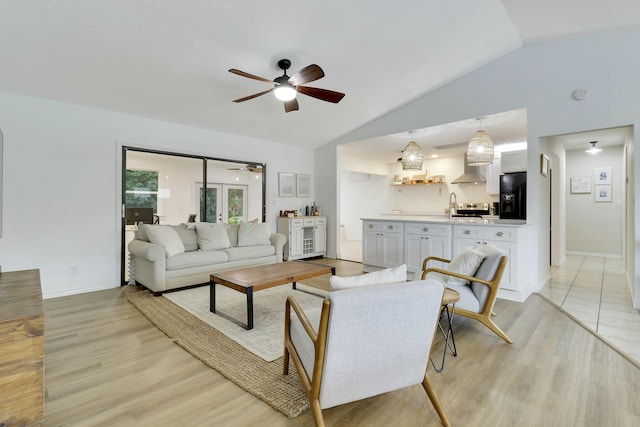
480 317 513 344
422 373 451 427
310 399 325 427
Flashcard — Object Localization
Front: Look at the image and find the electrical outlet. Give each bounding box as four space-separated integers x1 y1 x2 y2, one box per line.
69 265 79 277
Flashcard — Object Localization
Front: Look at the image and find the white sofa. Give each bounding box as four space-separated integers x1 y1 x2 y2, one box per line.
128 222 286 295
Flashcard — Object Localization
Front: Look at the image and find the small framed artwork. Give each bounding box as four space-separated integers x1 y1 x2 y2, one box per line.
570 176 591 194
540 153 549 177
594 167 612 184
594 184 612 202
296 174 311 197
278 172 295 197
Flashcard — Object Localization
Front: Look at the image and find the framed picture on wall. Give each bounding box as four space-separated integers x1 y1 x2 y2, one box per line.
594 184 612 202
540 153 549 177
594 167 612 184
570 176 591 194
278 172 295 197
296 174 311 197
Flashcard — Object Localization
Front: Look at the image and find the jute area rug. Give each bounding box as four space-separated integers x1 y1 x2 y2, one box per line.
127 283 327 418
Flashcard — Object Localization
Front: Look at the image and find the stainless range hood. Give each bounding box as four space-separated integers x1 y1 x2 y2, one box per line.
451 154 486 184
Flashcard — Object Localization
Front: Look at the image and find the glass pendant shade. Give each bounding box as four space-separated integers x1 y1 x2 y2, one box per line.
401 141 423 170
466 130 494 166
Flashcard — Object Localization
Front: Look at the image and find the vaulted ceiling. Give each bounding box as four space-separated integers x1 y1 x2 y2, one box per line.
1 1 639 150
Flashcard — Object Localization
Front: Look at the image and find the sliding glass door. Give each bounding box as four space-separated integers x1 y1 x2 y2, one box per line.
121 148 265 284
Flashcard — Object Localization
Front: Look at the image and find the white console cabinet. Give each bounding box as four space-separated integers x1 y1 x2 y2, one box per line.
278 216 327 260
362 220 403 270
403 222 452 278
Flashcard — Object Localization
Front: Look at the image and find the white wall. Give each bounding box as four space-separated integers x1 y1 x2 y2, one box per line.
565 146 624 257
0 91 314 298
317 28 640 306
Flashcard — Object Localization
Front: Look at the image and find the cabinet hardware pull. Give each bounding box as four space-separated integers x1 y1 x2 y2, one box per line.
496 231 504 237
423 227 429 232
464 230 471 234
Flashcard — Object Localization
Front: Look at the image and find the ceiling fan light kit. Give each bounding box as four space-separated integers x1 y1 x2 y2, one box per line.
229 58 345 112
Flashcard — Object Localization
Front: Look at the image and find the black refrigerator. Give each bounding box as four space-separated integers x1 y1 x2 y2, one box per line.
499 172 526 220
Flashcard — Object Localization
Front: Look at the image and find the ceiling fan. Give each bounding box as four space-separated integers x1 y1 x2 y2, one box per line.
227 163 263 173
229 59 345 112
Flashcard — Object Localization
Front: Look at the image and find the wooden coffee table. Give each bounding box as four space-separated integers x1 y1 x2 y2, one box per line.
209 261 335 330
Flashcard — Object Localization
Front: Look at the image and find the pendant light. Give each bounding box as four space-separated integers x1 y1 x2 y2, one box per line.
466 118 494 166
586 141 602 154
401 131 423 171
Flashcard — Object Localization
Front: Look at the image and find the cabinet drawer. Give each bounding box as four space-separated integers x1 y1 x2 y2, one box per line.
290 218 304 227
363 221 402 233
405 222 450 237
303 218 316 226
454 225 482 239
483 226 517 242
315 217 327 225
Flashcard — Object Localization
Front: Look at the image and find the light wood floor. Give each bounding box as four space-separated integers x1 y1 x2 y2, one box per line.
43 259 640 426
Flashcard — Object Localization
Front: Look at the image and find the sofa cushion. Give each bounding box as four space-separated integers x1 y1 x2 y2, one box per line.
171 225 198 252
196 223 231 250
224 245 276 262
238 222 271 246
471 244 507 308
227 223 240 247
135 223 150 242
144 225 185 258
166 250 229 271
330 264 407 291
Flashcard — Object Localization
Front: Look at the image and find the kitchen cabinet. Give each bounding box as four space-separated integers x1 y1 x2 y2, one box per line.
453 224 524 294
501 149 527 173
362 220 403 270
485 157 501 195
278 216 327 260
404 222 452 279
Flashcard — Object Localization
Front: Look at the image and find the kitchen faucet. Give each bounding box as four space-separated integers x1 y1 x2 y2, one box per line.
448 192 457 221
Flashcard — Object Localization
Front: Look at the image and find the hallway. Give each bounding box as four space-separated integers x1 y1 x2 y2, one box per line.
540 255 640 364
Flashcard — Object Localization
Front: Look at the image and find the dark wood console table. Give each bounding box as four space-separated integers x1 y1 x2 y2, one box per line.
0 269 44 426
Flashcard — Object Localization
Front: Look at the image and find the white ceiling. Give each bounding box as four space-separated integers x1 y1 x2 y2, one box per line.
0 1 639 151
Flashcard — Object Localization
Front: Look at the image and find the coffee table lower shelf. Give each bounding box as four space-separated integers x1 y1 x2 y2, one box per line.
209 261 335 330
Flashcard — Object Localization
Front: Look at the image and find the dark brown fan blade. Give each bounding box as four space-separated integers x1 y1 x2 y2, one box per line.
296 85 345 103
288 64 324 86
232 88 273 103
284 98 299 113
229 69 273 83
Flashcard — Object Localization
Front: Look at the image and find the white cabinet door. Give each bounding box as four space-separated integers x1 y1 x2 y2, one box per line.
426 234 451 267
403 234 425 272
501 150 527 173
314 225 326 253
290 226 304 257
481 239 517 290
380 233 403 267
486 157 501 195
362 231 380 265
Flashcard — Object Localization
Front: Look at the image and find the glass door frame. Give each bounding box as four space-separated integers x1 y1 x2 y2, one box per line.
121 146 266 285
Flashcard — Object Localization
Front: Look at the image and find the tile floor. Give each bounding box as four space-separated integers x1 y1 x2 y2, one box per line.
540 255 640 364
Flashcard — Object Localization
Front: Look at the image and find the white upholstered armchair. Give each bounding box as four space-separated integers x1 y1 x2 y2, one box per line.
283 280 450 427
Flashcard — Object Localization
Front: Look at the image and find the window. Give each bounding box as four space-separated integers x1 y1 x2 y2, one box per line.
125 169 158 211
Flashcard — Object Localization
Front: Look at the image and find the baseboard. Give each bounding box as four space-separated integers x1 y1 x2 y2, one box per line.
43 283 120 299
565 251 623 259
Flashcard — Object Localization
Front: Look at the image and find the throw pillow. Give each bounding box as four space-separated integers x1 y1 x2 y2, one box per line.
144 225 185 258
238 222 271 246
330 264 407 291
195 223 231 250
444 249 486 286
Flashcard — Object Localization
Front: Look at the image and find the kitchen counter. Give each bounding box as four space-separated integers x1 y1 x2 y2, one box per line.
363 214 526 227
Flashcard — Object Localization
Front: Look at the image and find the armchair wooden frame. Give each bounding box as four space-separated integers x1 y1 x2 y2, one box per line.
283 295 451 427
421 255 513 344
